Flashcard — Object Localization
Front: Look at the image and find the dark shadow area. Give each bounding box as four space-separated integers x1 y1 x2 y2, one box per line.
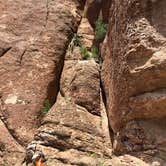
37 46 67 122
100 79 114 146
0 47 12 57
76 0 86 10
46 59 64 106
147 0 166 37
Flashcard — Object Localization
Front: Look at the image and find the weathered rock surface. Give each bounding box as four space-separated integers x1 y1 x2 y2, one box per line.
24 17 113 165
0 0 80 145
1 0 166 165
24 9 161 165
0 0 81 164
101 0 166 162
32 93 112 165
0 119 24 165
60 60 100 115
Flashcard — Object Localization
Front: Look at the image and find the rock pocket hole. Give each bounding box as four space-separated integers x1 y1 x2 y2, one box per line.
0 47 12 57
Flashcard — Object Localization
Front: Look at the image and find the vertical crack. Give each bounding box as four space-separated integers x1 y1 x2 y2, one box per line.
100 77 114 146
45 0 49 28
18 49 26 65
38 1 83 121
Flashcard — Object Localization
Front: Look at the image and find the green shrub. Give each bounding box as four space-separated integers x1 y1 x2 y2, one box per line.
42 99 51 114
73 33 81 47
88 152 97 158
95 20 107 40
80 46 91 60
97 162 105 166
91 47 99 58
64 95 71 102
80 46 100 60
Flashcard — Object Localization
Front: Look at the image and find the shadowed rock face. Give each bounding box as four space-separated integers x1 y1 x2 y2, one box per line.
102 0 166 159
84 0 111 28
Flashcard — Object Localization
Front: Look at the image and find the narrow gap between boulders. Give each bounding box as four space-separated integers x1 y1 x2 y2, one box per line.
38 2 85 122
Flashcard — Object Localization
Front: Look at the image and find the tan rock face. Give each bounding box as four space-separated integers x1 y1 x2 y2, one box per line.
0 0 81 164
24 17 113 165
61 60 100 115
102 0 166 159
77 18 94 49
37 94 110 154
0 119 25 165
1 0 166 165
0 0 80 145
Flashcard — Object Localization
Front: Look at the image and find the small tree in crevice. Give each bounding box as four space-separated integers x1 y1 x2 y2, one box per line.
80 46 100 61
80 46 91 60
42 99 51 114
73 33 82 47
95 19 107 41
91 46 99 59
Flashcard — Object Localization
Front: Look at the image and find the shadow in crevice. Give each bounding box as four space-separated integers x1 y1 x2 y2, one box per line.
37 43 69 124
44 6 85 109
46 59 65 107
146 0 166 38
100 79 114 147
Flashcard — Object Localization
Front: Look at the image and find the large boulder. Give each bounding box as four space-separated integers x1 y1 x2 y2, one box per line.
60 60 100 116
0 0 81 164
102 0 166 160
0 0 80 145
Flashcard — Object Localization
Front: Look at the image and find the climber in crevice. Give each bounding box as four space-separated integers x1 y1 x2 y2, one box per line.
22 144 46 166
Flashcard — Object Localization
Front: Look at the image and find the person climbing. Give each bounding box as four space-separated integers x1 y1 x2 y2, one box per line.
33 152 45 166
22 143 46 166
35 158 44 166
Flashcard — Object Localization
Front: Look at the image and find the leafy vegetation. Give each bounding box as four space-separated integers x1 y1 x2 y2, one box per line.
95 20 107 40
64 95 71 102
80 46 91 60
80 46 100 60
73 33 82 47
87 151 97 158
96 162 105 166
91 47 99 58
42 99 51 114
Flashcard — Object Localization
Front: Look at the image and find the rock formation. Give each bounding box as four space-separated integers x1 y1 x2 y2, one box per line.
0 0 80 164
102 0 166 162
0 0 165 165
